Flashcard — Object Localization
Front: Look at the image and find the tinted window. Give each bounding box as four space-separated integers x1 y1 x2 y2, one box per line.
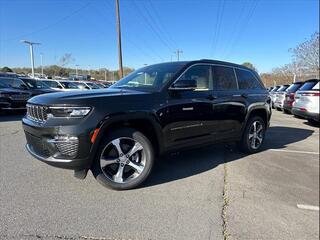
286 83 303 93
21 78 49 89
312 82 319 90
0 78 25 89
179 65 211 90
299 81 319 91
60 81 79 89
213 66 237 90
235 69 263 89
44 81 59 88
271 86 280 92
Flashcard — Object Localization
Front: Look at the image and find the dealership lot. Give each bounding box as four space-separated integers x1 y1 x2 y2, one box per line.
0 111 319 240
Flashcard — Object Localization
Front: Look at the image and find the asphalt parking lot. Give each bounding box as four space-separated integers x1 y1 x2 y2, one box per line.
0 110 319 240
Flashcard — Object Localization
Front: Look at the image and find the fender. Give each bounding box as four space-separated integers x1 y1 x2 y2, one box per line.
87 111 164 167
242 101 271 131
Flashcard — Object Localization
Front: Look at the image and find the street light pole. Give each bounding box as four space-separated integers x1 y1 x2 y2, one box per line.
21 40 40 78
115 0 123 79
40 53 44 76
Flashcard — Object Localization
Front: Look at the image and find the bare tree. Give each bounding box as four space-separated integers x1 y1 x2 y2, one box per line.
58 53 75 67
290 32 319 74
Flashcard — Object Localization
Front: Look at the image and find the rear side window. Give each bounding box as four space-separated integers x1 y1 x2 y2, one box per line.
44 81 59 88
299 81 319 91
235 69 263 89
286 83 303 93
213 66 237 90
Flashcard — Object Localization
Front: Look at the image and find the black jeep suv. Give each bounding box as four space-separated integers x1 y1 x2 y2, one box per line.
22 60 271 190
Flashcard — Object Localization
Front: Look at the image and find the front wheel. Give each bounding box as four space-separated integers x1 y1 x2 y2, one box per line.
92 128 154 190
239 116 266 153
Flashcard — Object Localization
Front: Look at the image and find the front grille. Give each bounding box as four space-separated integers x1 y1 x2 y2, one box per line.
25 132 50 157
11 94 30 100
26 104 48 123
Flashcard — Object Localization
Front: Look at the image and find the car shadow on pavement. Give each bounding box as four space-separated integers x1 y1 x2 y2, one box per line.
0 112 25 122
142 126 315 188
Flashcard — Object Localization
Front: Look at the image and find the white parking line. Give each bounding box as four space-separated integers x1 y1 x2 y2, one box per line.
297 204 319 211
269 149 319 155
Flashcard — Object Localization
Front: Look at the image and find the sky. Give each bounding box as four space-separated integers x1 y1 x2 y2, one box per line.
0 0 319 73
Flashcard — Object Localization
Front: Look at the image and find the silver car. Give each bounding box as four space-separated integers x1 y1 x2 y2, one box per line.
273 85 289 110
292 79 319 124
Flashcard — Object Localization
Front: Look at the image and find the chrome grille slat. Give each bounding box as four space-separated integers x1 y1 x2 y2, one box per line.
26 104 47 123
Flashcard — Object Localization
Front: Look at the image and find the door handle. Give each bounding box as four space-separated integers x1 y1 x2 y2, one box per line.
207 94 217 100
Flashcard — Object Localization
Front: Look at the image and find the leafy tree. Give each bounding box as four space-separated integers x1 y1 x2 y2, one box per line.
1 66 13 72
242 62 257 72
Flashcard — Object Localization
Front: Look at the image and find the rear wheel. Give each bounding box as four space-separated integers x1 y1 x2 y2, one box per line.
92 128 154 190
283 109 291 114
239 116 266 153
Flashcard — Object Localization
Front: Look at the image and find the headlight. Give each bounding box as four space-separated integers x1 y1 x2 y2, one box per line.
47 107 91 118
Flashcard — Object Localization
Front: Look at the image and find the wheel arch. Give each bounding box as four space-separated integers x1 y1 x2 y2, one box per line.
88 112 163 168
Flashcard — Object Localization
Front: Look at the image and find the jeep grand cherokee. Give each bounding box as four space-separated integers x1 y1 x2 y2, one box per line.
22 60 271 190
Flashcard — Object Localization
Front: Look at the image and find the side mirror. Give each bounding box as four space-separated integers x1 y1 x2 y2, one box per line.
169 79 197 90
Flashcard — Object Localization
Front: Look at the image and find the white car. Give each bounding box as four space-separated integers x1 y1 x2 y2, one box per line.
292 79 319 124
42 80 81 91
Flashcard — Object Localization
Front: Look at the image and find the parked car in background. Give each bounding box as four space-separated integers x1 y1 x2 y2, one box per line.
292 79 320 124
274 85 290 110
42 80 80 91
269 85 280 108
83 81 102 89
73 81 90 90
19 77 57 96
282 81 305 114
0 80 31 111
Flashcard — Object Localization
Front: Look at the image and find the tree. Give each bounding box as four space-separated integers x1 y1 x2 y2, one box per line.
58 53 75 67
242 62 257 72
290 32 319 74
1 66 13 72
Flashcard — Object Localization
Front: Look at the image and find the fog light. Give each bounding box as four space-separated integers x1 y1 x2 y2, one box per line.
48 136 79 158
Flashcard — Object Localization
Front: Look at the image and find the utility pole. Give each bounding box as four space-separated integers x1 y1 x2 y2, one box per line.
75 64 79 76
104 69 107 81
40 53 44 76
174 49 183 61
115 0 123 79
21 40 41 78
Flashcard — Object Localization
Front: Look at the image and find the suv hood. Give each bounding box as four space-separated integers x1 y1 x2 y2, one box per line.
28 88 151 105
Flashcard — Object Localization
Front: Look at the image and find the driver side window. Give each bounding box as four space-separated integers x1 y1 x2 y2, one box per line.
179 65 212 90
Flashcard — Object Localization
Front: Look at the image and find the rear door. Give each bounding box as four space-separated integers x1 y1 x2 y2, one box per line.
210 65 246 141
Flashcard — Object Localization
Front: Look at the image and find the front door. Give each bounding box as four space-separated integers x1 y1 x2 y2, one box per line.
163 64 216 149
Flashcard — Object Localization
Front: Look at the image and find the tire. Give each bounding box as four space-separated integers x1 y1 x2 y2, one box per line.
283 109 291 114
239 116 266 154
91 128 154 190
308 119 320 126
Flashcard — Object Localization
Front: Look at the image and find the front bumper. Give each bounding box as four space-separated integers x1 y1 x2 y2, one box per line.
22 117 93 170
292 108 320 122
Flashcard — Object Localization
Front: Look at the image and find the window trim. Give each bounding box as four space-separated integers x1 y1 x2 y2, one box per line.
234 67 265 90
170 63 214 91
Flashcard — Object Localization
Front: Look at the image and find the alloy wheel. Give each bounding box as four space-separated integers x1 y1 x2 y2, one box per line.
248 121 264 150
99 137 145 184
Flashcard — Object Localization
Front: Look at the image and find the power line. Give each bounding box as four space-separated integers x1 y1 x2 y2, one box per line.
210 0 225 57
131 0 174 53
147 0 178 49
224 0 260 58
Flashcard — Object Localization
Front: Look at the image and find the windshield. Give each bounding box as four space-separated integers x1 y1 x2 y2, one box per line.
299 81 319 91
286 83 303 93
21 78 49 89
0 77 26 89
60 81 79 89
111 62 186 91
